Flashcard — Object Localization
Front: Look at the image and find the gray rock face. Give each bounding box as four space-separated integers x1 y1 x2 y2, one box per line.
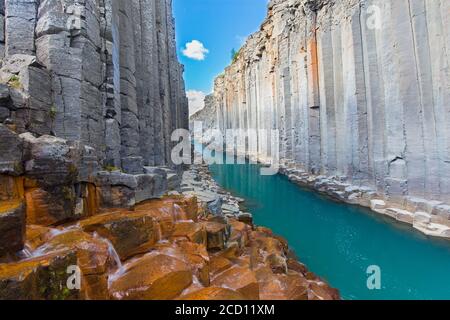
0 0 187 237
0 0 188 174
0 201 25 259
0 124 23 175
195 0 450 209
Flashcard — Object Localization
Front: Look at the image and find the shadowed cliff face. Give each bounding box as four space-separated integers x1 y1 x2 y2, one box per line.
194 0 450 225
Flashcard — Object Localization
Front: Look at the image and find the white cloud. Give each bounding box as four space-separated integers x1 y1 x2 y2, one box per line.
187 90 206 117
182 40 209 61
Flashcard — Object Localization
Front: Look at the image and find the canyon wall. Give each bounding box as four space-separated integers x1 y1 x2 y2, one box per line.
194 0 450 225
1 0 188 172
0 0 188 259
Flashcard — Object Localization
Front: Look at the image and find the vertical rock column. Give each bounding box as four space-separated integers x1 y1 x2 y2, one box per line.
116 0 142 173
5 0 37 56
35 0 105 158
103 0 122 169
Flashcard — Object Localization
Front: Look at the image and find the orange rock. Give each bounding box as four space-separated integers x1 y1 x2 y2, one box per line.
308 281 340 300
35 230 117 300
178 287 245 300
137 196 199 222
201 221 227 251
211 266 259 300
84 183 99 217
25 185 78 226
258 271 309 300
38 230 113 274
214 241 241 260
109 254 193 300
0 175 24 201
25 188 53 226
172 196 199 222
79 210 157 260
178 279 205 297
265 253 287 274
134 204 175 239
286 258 307 275
251 233 285 257
209 256 232 276
255 226 273 236
153 240 210 286
171 221 206 245
25 225 56 250
0 249 80 300
229 219 250 248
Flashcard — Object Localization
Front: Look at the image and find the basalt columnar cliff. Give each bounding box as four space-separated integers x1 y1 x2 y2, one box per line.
0 0 340 300
192 0 450 237
0 0 189 259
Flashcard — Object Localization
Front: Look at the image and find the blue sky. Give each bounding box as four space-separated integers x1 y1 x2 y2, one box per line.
172 0 267 113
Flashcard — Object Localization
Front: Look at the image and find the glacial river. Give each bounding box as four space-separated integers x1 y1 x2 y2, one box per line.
205 151 450 300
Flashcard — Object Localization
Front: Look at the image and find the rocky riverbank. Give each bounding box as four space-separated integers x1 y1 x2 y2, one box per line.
0 169 340 300
192 0 450 239
279 160 450 239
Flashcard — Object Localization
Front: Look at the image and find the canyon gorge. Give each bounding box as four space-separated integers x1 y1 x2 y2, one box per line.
0 0 339 300
192 0 450 239
1 0 450 301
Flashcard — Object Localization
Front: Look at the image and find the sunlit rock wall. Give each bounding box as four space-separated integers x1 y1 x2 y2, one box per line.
0 0 188 257
196 0 450 206
1 0 188 174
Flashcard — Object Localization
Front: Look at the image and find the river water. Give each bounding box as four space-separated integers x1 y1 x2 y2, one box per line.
206 153 450 300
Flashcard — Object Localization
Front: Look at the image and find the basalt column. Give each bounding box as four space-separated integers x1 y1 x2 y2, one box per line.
193 0 450 216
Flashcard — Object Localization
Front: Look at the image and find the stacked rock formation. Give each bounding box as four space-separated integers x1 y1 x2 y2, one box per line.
192 0 450 237
1 0 188 171
0 0 188 261
0 194 340 300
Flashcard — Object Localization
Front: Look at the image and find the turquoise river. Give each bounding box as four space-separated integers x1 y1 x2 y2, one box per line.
203 149 450 300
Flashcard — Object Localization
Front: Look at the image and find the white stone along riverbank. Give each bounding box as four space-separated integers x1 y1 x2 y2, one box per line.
192 0 450 240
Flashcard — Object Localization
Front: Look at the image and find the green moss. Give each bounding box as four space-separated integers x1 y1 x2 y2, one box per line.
68 163 78 176
103 165 121 172
8 75 21 89
49 105 57 120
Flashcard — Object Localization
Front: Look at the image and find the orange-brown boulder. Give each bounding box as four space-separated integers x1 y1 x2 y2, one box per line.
257 270 309 300
251 233 285 257
265 253 287 274
0 175 24 201
228 219 250 248
109 253 193 300
201 221 227 251
211 266 259 300
25 185 78 226
214 241 241 260
178 287 245 300
0 249 80 300
286 258 307 275
209 256 232 276
35 230 117 299
308 281 340 300
171 221 206 245
153 240 210 286
134 202 176 238
171 196 199 222
79 210 156 260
